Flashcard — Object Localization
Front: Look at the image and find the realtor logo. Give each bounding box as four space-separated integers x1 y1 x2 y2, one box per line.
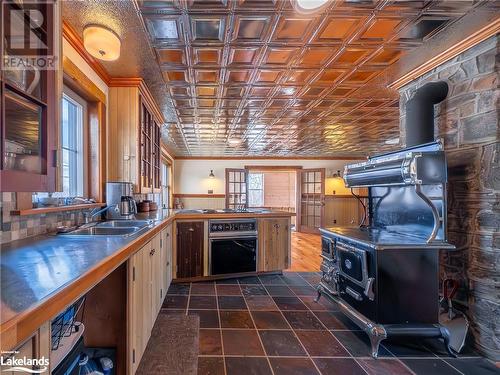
2 0 57 71
0 352 49 374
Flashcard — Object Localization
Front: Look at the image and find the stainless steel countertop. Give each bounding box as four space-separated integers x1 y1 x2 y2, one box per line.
0 209 294 328
0 209 176 325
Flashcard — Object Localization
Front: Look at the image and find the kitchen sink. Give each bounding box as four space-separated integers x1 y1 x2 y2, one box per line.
59 220 152 237
96 220 152 228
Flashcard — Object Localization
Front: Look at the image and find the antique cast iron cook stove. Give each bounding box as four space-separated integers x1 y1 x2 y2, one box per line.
317 82 457 358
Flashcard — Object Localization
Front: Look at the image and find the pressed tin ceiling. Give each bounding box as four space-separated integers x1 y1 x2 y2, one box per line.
63 0 496 157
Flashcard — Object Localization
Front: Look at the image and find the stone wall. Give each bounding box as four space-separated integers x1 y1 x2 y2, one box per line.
399 35 499 360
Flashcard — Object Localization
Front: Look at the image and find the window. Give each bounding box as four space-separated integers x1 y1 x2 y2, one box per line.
248 173 264 207
161 161 171 208
60 88 86 197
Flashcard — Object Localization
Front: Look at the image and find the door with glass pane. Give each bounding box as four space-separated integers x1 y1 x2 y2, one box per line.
225 169 248 209
298 168 325 233
0 1 59 192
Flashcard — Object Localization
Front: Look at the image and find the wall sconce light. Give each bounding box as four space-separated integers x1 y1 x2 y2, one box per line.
209 170 215 179
83 25 121 61
331 170 342 179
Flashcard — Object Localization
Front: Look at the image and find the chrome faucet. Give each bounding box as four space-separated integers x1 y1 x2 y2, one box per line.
83 205 119 224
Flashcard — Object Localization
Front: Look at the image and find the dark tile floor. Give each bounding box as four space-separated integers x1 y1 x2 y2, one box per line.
162 272 499 375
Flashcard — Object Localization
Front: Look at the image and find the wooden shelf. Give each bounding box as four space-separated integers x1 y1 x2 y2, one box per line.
11 203 105 216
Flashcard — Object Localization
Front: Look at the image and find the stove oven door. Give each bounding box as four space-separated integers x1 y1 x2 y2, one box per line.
336 241 376 320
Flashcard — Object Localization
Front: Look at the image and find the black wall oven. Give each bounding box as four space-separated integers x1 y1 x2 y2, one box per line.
209 219 257 275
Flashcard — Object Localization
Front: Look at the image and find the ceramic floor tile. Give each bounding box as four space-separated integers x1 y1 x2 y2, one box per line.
282 311 326 330
166 283 190 295
273 296 308 311
265 285 295 297
189 296 218 310
259 274 286 285
357 359 414 375
245 296 279 311
197 356 225 375
259 330 307 357
188 310 220 328
162 295 188 309
219 310 254 329
241 284 269 296
225 357 272 375
295 330 350 357
222 329 265 356
290 285 318 296
270 357 320 375
190 283 216 295
383 339 436 358
444 358 500 375
300 296 338 311
251 311 291 329
402 358 461 375
237 276 262 285
218 296 247 310
216 284 242 296
313 358 367 375
199 329 222 355
313 311 361 330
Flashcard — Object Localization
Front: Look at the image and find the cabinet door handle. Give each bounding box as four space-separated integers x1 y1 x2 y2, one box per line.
166 233 170 237
150 249 155 256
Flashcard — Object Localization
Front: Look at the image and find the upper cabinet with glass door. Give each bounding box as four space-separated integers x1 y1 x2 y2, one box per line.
108 81 163 194
0 1 61 192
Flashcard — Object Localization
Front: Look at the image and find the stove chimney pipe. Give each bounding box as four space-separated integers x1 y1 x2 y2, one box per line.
405 81 448 147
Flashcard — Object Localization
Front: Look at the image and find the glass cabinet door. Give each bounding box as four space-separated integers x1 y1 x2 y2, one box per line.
4 89 43 174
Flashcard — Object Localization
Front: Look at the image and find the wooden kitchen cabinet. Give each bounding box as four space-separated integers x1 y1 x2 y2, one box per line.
176 221 204 278
0 1 61 192
150 233 162 318
108 80 163 194
258 218 291 271
1 322 51 374
127 232 166 374
128 240 152 374
162 224 173 294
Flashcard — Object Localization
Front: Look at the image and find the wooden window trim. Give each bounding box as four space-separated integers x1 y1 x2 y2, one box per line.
62 56 106 202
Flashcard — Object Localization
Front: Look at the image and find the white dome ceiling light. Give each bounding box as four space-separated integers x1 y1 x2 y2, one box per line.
294 0 330 13
83 25 121 61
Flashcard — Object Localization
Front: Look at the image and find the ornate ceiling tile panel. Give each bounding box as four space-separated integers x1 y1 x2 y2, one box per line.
134 0 492 157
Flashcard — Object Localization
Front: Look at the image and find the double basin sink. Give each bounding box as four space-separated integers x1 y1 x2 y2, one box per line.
60 220 153 237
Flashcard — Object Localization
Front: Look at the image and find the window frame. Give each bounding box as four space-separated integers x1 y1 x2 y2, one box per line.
60 86 88 198
248 172 264 208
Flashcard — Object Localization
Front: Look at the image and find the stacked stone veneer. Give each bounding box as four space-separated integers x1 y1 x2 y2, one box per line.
399 35 499 360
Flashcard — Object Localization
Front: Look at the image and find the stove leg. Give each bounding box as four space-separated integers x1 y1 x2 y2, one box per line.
367 326 387 359
314 287 322 303
368 333 386 359
439 326 457 358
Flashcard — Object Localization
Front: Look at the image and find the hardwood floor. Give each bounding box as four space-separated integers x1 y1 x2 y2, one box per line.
288 231 322 272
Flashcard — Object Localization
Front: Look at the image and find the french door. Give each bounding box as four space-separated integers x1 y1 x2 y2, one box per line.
297 168 325 233
225 168 248 209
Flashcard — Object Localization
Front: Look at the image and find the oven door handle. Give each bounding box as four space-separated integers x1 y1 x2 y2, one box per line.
209 233 258 239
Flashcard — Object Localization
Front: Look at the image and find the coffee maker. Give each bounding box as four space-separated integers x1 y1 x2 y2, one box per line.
105 182 137 220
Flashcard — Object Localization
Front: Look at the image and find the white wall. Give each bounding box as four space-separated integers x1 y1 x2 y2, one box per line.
174 159 355 194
